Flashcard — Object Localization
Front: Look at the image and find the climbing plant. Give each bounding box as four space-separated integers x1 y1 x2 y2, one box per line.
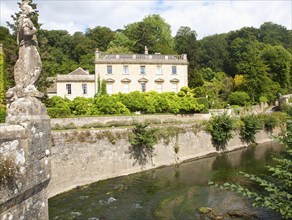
206 113 236 150
128 122 158 166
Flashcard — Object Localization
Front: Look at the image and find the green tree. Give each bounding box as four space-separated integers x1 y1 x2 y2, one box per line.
124 14 174 54
107 32 133 53
85 26 115 52
197 34 229 73
259 22 291 50
174 26 198 87
261 45 291 90
228 91 250 106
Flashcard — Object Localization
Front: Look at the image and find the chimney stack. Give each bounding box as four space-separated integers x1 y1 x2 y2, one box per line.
144 46 148 55
95 48 99 59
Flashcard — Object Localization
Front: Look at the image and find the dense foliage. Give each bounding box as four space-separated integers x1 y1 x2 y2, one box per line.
128 122 158 166
206 113 236 150
239 114 262 144
209 120 292 219
44 89 206 118
0 2 291 106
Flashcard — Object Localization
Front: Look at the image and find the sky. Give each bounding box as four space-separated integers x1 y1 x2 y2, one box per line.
0 0 291 39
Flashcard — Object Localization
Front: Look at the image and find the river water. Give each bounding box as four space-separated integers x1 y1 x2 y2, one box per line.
49 142 283 220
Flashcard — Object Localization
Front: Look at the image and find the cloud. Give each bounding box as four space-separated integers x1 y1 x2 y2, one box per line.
1 0 291 39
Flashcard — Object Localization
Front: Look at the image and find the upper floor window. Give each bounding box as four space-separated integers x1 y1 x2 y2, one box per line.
140 66 146 75
123 65 129 75
107 65 112 74
172 66 177 75
156 66 162 75
66 84 71 95
82 84 87 95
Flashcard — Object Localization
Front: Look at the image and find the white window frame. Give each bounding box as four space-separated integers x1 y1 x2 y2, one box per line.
141 82 146 92
106 83 113 95
156 66 162 75
140 66 146 75
123 65 129 75
172 66 177 75
171 83 178 92
82 83 87 95
156 83 163 93
123 83 129 93
66 84 71 95
107 65 112 74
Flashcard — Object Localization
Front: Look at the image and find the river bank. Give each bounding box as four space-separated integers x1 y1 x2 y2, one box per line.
49 141 283 220
48 122 279 198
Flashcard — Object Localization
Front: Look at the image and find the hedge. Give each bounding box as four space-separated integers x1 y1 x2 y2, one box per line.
47 108 71 118
196 97 209 113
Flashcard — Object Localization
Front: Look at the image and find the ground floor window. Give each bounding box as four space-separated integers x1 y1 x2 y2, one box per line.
82 84 87 94
141 82 146 92
156 83 163 93
106 83 113 95
171 83 178 92
66 84 71 94
123 83 129 93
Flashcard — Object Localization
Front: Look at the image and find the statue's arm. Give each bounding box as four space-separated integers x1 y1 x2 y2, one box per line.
23 25 37 36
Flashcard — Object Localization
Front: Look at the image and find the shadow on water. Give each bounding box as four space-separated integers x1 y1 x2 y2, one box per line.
49 142 283 220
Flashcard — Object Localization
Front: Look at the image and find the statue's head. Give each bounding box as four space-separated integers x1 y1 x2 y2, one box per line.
20 0 36 16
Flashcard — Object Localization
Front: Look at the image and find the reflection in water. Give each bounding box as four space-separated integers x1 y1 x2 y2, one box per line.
49 142 283 220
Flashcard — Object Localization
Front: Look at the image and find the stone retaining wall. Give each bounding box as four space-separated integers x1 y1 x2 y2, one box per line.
48 124 276 198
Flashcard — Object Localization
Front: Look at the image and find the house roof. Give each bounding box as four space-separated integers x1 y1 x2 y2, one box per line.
96 54 188 65
69 67 89 75
57 67 95 82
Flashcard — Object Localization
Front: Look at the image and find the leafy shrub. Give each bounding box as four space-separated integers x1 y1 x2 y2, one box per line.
260 113 286 132
47 108 71 118
259 96 268 103
196 97 209 113
280 103 292 116
239 114 262 144
206 113 235 150
71 97 93 115
93 95 130 115
128 123 158 166
0 107 6 123
228 91 250 106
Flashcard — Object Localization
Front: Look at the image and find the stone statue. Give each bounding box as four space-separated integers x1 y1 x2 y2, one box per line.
6 0 46 118
6 0 42 104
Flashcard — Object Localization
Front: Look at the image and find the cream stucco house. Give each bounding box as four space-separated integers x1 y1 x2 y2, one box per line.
47 67 96 100
95 49 188 95
47 49 188 99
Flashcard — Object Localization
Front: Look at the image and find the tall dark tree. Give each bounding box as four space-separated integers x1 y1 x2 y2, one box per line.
197 34 229 73
261 45 292 90
124 14 174 54
259 22 291 49
85 26 115 52
174 26 197 88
